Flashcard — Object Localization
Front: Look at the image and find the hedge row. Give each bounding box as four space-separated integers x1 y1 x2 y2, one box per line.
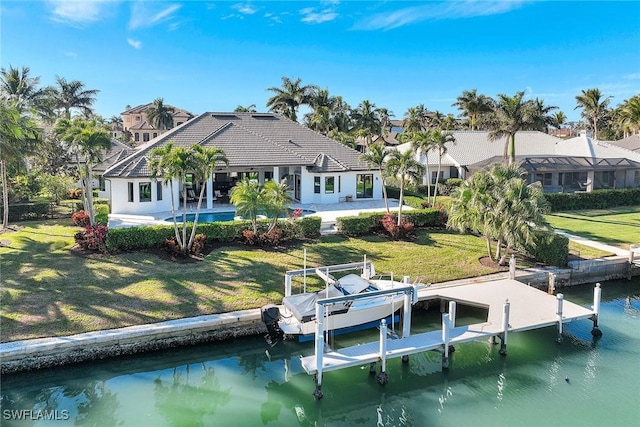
336 208 444 236
106 216 322 251
544 188 640 212
0 202 51 221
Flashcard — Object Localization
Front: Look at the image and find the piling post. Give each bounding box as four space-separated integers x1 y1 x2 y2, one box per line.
377 319 389 385
509 255 516 280
285 274 292 297
556 293 564 343
548 272 556 295
401 288 412 364
591 283 603 337
442 313 451 369
628 245 637 280
499 299 510 356
313 303 325 399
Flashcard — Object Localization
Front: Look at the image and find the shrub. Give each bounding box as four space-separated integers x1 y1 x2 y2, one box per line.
164 233 207 255
544 188 640 212
242 228 283 247
380 213 415 240
75 224 109 253
521 231 569 267
72 210 90 227
0 202 51 222
295 216 322 238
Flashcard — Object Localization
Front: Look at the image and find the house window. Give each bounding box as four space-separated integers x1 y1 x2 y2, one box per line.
314 177 321 194
139 182 152 202
135 115 141 121
134 133 140 142
356 174 373 199
265 171 274 181
431 171 443 184
535 173 552 186
325 176 335 193
156 181 163 201
143 133 150 142
128 182 134 202
153 132 158 138
98 176 105 191
338 176 341 192
635 171 640 185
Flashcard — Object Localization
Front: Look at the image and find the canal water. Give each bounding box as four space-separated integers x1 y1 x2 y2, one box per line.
2 278 639 426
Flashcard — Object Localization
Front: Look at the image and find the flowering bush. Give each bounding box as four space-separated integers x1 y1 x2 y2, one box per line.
72 210 90 227
288 208 303 220
67 188 82 199
74 224 109 252
242 228 283 247
164 234 207 255
380 213 415 240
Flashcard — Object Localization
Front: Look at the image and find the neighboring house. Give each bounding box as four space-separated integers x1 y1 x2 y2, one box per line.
607 134 640 154
102 112 382 215
122 103 193 145
72 139 134 197
396 130 640 193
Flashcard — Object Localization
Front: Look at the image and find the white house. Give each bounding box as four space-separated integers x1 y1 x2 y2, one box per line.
396 130 640 192
102 112 382 215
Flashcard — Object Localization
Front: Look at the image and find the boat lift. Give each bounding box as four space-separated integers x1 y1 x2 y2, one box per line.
307 279 418 399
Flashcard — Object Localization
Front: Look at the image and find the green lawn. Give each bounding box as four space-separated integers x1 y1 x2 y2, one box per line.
0 220 500 342
546 206 640 249
2 206 637 343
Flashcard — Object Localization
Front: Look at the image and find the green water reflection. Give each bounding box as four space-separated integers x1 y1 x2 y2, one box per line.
1 279 638 426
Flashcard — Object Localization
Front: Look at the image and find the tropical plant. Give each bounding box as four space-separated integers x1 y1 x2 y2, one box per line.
54 117 111 225
617 95 640 137
385 149 424 225
266 77 317 122
575 88 612 141
234 104 257 112
429 129 456 206
0 65 54 120
146 97 176 130
360 142 391 212
487 90 537 165
447 163 550 264
351 100 382 149
260 179 293 233
409 130 435 200
0 102 41 228
230 179 263 234
51 76 99 119
452 89 494 130
402 104 428 133
552 111 567 131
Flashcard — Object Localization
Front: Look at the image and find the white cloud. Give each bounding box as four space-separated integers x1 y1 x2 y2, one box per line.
129 2 182 30
233 3 257 15
354 0 530 31
264 12 282 25
623 73 640 80
300 7 338 24
127 38 142 49
47 0 113 26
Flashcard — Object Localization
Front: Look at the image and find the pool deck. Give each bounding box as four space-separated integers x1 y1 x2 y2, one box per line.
108 199 408 233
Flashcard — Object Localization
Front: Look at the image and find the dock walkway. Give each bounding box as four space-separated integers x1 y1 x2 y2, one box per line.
300 278 596 376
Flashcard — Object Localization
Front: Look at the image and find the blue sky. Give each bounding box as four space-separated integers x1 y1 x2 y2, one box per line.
2 1 639 122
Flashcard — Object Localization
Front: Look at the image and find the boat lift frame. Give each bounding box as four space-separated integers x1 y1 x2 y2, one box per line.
310 279 418 399
284 259 376 297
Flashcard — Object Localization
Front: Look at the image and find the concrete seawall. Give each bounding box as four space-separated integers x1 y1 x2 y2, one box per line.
2 256 638 374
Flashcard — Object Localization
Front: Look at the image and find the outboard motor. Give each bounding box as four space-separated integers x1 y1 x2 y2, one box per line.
261 304 283 346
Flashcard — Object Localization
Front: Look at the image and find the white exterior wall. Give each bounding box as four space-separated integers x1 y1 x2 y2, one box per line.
109 178 173 215
298 169 382 204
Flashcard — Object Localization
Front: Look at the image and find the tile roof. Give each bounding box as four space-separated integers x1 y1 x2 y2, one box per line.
396 131 640 165
104 112 372 178
121 103 193 118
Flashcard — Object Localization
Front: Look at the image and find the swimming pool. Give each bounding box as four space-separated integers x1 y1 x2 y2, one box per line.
164 209 315 223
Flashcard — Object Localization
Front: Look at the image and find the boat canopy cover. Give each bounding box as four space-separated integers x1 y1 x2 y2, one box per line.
336 274 372 295
283 285 347 322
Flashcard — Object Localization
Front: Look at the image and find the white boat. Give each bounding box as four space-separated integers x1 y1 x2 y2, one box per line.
261 259 419 343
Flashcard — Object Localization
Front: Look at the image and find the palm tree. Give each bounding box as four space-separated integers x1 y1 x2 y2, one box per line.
230 179 263 234
351 100 382 149
51 76 99 119
488 91 536 165
447 163 550 264
385 149 424 225
575 88 612 141
146 98 176 131
429 129 456 206
234 104 257 113
402 104 428 134
0 65 54 119
360 143 391 212
188 145 228 248
261 179 293 233
617 95 640 137
54 117 111 225
149 143 199 253
409 130 436 200
452 89 494 130
0 102 41 228
552 111 567 131
266 77 317 122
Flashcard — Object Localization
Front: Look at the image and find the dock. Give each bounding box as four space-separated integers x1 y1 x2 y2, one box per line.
300 278 601 399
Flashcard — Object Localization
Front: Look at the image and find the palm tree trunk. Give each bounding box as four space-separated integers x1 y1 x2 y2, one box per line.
509 134 516 165
432 156 442 206
1 159 9 229
84 164 96 226
380 167 389 213
397 179 404 226
187 185 207 251
485 235 493 259
181 187 188 253
168 180 182 246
